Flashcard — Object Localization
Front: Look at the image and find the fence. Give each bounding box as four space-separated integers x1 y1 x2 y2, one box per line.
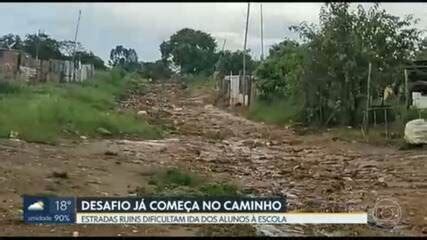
218 73 255 107
363 60 427 138
0 48 95 83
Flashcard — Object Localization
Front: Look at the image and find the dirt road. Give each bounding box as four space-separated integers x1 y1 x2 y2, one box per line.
0 81 426 236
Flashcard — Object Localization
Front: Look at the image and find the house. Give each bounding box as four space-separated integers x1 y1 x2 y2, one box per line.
411 81 427 109
407 60 427 109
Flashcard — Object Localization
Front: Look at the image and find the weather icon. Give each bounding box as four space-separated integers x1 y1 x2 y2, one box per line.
27 201 45 211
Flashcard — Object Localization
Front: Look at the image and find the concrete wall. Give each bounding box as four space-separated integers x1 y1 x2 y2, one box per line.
0 48 19 80
223 74 252 107
79 64 95 82
19 66 37 82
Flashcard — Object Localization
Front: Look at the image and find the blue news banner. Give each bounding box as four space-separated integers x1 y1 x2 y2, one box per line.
23 196 287 224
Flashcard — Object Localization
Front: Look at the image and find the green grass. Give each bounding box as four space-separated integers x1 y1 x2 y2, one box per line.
326 125 405 147
297 105 427 147
182 74 216 94
150 168 199 187
141 168 240 197
0 69 162 144
247 97 427 147
247 97 303 126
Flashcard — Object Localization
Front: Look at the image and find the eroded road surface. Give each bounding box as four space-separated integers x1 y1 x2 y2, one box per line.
0 81 426 236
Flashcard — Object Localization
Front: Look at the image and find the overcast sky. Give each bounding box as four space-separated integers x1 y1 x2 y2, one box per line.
0 3 426 62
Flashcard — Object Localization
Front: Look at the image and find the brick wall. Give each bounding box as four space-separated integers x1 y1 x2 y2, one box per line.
0 49 19 80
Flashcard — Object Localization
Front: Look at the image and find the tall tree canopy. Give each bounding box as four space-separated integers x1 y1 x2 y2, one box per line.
23 33 63 60
76 51 106 70
279 3 421 126
255 39 306 100
139 60 172 80
0 32 107 70
416 37 427 60
59 40 84 58
0 34 23 50
160 28 218 75
216 50 255 76
109 45 139 71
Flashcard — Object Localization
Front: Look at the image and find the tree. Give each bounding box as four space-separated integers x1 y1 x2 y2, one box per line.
59 40 84 59
160 28 218 75
109 45 139 71
288 2 422 126
139 60 172 80
255 39 306 100
1 32 106 70
76 51 106 70
60 40 106 69
23 33 63 60
216 50 255 76
416 37 427 60
0 34 23 50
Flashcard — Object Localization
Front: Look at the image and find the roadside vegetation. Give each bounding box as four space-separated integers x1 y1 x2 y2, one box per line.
0 69 162 144
247 98 303 126
182 74 216 95
143 3 427 147
246 3 427 145
134 167 258 236
136 168 241 197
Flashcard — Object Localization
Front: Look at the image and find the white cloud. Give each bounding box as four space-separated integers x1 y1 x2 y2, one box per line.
27 201 44 211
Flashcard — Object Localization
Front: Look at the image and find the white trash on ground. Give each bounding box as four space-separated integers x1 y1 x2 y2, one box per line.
404 119 427 144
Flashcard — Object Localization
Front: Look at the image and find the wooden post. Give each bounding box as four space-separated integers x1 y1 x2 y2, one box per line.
365 62 372 132
404 68 409 109
373 110 377 127
384 108 388 139
229 71 232 107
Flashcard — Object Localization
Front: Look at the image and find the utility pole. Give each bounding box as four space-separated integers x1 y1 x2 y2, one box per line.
214 39 227 72
72 9 82 81
242 2 251 106
243 2 250 84
404 68 409 109
365 62 372 133
35 29 41 61
260 3 264 62
221 39 226 52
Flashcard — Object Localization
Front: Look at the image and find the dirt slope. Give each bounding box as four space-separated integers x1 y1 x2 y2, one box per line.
0 80 426 236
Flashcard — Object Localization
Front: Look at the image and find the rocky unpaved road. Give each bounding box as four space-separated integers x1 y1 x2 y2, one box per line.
0 80 426 236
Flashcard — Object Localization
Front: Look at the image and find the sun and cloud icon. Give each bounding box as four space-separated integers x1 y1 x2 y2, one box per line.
27 201 45 211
